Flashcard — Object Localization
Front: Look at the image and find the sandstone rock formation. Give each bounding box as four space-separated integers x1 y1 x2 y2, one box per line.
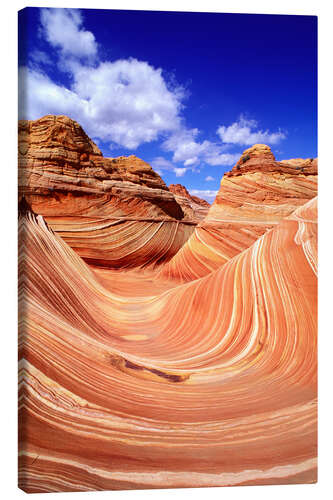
168 183 210 221
18 115 195 268
18 117 318 492
18 115 185 218
169 183 210 207
159 144 318 282
18 196 317 492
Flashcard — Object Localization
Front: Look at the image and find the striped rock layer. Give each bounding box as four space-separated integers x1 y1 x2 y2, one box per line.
18 115 199 268
18 118 317 492
18 195 317 492
168 183 210 222
159 144 317 282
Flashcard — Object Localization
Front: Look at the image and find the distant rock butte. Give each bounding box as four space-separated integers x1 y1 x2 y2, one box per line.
213 143 318 221
169 183 210 221
159 144 318 282
226 143 317 179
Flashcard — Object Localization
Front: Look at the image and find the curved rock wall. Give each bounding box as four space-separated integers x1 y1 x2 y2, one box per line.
18 119 318 492
18 197 317 492
159 145 317 281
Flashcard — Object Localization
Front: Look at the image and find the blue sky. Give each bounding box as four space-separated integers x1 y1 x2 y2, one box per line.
18 8 317 202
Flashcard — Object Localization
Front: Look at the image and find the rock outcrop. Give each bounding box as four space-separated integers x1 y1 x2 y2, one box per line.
18 115 184 219
169 183 210 221
169 184 210 207
159 144 318 281
18 115 196 268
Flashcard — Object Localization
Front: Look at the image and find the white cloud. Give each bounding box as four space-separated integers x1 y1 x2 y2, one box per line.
174 168 187 177
40 8 98 59
151 157 187 177
162 128 241 168
189 189 218 203
162 115 286 167
31 50 52 66
205 176 215 181
151 157 175 172
217 116 285 146
19 59 184 149
205 153 241 166
18 67 86 120
18 9 185 150
71 60 183 148
163 128 208 164
184 158 197 167
19 58 184 150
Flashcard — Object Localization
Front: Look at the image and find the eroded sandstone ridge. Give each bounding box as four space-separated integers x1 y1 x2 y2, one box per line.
18 115 186 218
18 115 195 267
160 144 318 281
169 183 210 221
18 117 318 492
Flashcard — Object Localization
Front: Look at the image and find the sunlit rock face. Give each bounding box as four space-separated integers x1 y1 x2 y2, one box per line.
169 183 210 221
159 144 318 282
18 197 317 492
18 115 197 268
18 119 317 493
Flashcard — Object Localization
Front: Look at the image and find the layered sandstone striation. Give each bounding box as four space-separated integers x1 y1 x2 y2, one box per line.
18 115 183 218
159 144 318 282
169 183 210 207
18 115 195 268
169 183 210 221
18 197 317 492
18 116 318 492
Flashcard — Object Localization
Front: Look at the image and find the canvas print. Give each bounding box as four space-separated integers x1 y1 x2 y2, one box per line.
18 7 318 493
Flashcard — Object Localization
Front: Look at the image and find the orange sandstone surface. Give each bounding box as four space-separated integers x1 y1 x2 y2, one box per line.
168 183 210 221
18 115 194 268
159 144 317 282
18 117 317 492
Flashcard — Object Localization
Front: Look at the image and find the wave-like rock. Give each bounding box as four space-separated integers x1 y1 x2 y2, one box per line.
159 144 318 282
18 115 198 268
18 194 317 492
